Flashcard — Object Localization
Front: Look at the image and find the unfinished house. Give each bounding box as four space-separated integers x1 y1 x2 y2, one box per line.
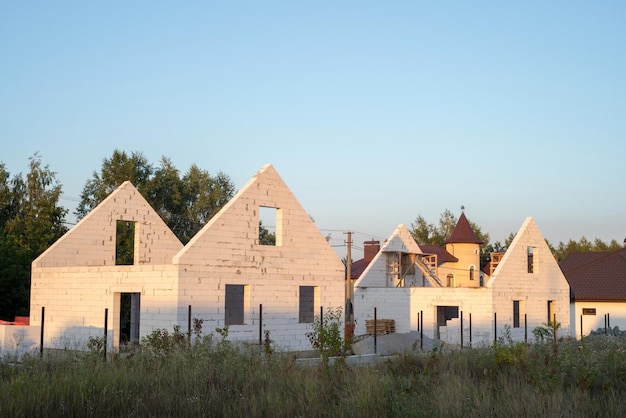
27 164 344 352
560 246 626 338
353 215 570 347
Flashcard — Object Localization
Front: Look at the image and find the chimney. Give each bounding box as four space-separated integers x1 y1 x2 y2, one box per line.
364 240 380 263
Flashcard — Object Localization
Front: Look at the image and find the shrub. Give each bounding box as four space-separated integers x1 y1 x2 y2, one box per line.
306 306 346 366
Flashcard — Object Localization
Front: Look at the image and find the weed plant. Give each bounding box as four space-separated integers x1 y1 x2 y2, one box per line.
1 331 626 417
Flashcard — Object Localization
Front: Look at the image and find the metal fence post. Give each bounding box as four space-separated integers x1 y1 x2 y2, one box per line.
40 306 45 358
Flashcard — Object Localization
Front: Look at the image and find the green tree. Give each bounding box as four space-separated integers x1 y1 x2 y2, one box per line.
76 150 235 244
0 155 68 319
259 221 276 245
409 209 489 248
552 236 622 261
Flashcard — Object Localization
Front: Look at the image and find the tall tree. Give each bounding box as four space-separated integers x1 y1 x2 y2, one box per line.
75 150 153 219
76 150 236 244
0 154 68 319
409 209 489 248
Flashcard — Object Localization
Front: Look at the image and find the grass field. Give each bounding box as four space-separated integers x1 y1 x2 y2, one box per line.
1 331 625 417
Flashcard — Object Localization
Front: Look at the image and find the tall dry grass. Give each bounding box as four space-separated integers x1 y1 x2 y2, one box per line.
1 331 626 417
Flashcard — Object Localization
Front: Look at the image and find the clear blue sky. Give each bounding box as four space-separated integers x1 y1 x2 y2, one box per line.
2 1 625 257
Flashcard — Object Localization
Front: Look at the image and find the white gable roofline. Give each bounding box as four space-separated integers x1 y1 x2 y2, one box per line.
355 224 425 288
173 163 341 266
174 164 273 258
33 181 183 268
380 224 424 255
486 216 557 287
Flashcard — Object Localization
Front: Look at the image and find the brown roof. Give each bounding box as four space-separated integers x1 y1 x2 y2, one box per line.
560 248 626 301
350 258 369 280
419 244 458 265
444 212 483 244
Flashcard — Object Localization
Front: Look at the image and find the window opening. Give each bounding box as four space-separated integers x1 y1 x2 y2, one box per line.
447 274 455 288
436 306 459 339
527 246 535 273
225 285 247 325
120 293 140 345
547 300 557 324
469 266 475 281
116 220 136 265
299 286 316 323
386 252 416 287
259 206 281 246
513 300 525 328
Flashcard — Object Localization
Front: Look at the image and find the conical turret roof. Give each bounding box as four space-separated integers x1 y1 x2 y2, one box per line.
444 212 483 244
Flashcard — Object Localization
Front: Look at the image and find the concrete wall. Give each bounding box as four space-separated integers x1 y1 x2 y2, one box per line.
29 265 180 350
354 217 572 347
0 325 41 357
570 301 626 338
174 165 345 351
29 181 184 350
489 218 571 340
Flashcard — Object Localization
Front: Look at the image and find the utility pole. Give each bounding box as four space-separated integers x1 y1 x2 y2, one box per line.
344 231 353 325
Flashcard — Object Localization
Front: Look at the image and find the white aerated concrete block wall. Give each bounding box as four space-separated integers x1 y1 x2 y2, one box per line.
175 165 344 351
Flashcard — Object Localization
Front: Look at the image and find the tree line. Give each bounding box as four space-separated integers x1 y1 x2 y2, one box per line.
409 210 623 265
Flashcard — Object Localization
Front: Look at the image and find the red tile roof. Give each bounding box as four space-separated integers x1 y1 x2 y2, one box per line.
444 212 483 244
560 248 626 301
419 244 458 265
350 258 369 280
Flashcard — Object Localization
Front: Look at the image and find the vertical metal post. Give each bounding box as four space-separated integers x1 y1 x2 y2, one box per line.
524 314 528 344
420 310 423 351
460 311 463 350
553 313 557 345
374 307 377 355
188 305 192 344
40 306 45 358
417 312 420 332
608 313 611 330
604 314 607 335
259 304 263 346
104 308 108 362
469 313 472 348
320 306 324 352
494 312 497 344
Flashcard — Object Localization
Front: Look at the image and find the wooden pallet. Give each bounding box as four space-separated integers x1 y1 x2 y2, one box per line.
365 319 395 336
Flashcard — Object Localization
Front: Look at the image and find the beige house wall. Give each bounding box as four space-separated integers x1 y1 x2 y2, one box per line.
440 242 481 288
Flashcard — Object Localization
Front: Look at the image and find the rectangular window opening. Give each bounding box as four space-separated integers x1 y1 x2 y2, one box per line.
299 286 318 323
582 308 597 316
547 300 557 324
259 206 282 246
527 246 535 273
225 284 248 325
120 293 141 345
116 220 136 265
513 300 525 328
